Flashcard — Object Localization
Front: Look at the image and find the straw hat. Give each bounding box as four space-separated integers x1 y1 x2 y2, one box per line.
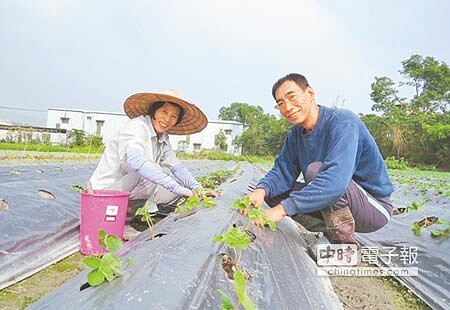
123 90 208 135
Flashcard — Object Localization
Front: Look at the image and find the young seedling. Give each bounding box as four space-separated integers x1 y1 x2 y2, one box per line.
82 230 134 287
175 190 218 214
135 200 156 240
405 198 431 234
218 270 256 310
214 194 279 309
213 226 251 265
430 218 450 238
247 207 277 231
232 196 277 231
197 170 234 189
175 195 201 214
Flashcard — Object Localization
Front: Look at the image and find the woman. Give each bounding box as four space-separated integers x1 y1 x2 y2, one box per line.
89 90 209 229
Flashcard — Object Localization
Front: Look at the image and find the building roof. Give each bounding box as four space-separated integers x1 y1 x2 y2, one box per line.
48 108 243 126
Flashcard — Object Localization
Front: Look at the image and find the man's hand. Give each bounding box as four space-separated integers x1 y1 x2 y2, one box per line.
243 188 266 215
264 204 287 222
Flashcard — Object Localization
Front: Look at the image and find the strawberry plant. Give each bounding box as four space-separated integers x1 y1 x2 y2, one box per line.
213 226 252 265
218 270 256 310
175 190 217 214
135 200 156 240
213 196 279 309
82 230 134 287
232 196 277 231
430 218 450 238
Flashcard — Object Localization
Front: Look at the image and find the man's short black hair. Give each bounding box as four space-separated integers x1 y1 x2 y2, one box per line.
148 101 185 126
272 73 310 99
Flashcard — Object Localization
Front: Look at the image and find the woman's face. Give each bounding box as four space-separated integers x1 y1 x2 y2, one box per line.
151 102 181 134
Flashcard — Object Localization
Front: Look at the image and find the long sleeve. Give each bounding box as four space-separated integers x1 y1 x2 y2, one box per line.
171 163 202 190
256 107 393 216
126 144 193 197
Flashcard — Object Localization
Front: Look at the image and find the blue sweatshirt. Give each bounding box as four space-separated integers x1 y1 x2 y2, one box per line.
257 105 394 216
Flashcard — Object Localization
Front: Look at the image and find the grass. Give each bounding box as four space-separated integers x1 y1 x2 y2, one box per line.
382 277 430 309
0 253 86 310
0 142 104 154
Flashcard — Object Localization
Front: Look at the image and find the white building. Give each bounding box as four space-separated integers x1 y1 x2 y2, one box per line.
0 124 67 145
46 108 243 154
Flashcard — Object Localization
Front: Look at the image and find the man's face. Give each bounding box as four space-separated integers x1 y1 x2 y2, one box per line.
151 102 180 134
274 80 315 125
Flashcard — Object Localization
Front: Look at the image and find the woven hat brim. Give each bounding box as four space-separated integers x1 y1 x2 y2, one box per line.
123 93 208 135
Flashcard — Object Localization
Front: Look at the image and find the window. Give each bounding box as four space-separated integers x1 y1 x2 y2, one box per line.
224 129 232 135
61 117 69 124
193 143 202 152
55 123 60 129
42 133 50 143
86 116 92 120
96 120 105 136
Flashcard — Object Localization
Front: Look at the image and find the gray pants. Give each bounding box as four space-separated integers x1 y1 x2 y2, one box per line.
265 162 393 233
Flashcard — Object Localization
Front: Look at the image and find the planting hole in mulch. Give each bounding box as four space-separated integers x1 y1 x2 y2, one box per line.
145 232 167 241
393 207 406 215
218 253 252 282
244 229 256 242
415 216 439 228
0 198 9 211
10 168 20 175
38 189 55 200
72 185 84 193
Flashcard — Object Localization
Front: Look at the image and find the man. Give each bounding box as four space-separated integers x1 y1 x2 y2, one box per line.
247 73 394 244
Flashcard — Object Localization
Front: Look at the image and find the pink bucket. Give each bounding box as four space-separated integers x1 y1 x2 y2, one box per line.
80 190 129 255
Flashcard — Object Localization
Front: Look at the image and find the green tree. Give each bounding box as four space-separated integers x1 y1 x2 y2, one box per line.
67 129 86 146
214 130 228 151
219 102 291 156
368 54 450 169
401 55 450 113
218 103 265 129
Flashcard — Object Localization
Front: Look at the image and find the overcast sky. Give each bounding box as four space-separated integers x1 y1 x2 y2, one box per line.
1 0 449 126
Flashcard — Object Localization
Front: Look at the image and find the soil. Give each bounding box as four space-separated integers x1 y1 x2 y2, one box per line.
0 155 431 309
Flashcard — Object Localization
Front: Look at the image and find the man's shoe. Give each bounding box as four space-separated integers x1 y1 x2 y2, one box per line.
320 206 360 246
292 213 327 232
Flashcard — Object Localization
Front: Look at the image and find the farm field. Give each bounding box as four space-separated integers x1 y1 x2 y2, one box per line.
1 155 446 309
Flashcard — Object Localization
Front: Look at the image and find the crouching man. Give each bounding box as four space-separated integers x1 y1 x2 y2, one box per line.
246 73 394 244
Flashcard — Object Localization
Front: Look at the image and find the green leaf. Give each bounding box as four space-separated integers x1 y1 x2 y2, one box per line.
411 222 422 234
125 257 135 266
436 218 450 225
203 197 217 208
220 227 251 249
87 269 105 286
266 220 277 231
135 206 147 216
234 270 256 310
212 235 224 243
105 235 123 253
98 230 107 250
99 264 116 282
232 196 251 211
102 253 122 268
218 290 235 310
431 227 450 237
83 256 101 268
